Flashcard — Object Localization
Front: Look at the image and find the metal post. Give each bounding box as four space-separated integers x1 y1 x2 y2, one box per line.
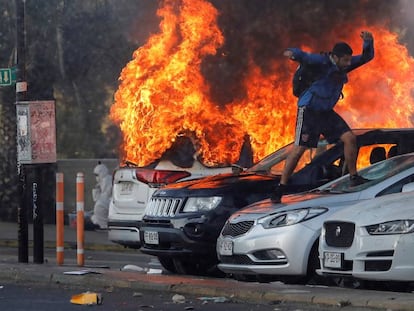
32 166 44 264
15 0 28 263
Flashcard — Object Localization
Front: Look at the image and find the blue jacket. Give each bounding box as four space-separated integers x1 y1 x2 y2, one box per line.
288 39 374 111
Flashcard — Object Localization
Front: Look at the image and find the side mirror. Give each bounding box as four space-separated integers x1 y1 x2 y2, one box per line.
231 164 245 175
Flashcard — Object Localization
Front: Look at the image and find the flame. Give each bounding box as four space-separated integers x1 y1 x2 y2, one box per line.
110 0 414 167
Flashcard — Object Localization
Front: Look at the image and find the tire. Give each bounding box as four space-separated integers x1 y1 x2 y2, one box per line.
306 240 337 286
157 257 176 273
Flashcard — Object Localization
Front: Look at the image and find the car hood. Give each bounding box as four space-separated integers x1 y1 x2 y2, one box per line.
155 171 275 193
228 190 360 222
325 191 414 226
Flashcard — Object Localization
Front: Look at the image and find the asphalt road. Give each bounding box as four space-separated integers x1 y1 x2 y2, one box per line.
2 245 414 311
0 282 384 311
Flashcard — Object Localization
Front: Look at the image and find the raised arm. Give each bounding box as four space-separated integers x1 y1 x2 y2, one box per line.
347 30 374 72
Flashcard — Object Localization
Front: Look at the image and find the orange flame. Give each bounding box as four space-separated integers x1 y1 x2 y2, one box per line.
110 0 414 167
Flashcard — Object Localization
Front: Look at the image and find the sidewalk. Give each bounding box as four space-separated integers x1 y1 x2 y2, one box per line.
1 221 414 311
0 221 123 251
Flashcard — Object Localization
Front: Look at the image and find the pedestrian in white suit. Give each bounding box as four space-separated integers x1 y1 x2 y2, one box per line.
91 162 112 229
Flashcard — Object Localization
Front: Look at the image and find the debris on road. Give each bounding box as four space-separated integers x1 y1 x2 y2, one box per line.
63 269 101 275
121 264 146 272
70 291 103 305
172 293 186 303
197 296 229 303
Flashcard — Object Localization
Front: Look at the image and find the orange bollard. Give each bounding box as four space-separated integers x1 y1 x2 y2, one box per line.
56 172 64 265
76 172 85 266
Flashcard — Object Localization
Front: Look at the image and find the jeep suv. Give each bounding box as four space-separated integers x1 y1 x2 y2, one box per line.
139 129 414 276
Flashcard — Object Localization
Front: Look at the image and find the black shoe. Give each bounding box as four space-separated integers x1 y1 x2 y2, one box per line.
350 174 370 187
270 184 286 203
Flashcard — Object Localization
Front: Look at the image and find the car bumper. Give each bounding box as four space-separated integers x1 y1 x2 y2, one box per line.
139 217 222 258
107 220 141 248
318 227 414 281
217 223 318 276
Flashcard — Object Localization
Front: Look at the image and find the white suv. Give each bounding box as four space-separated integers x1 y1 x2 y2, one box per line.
108 159 233 248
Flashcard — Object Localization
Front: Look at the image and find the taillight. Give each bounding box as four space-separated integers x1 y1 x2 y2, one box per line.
134 168 191 185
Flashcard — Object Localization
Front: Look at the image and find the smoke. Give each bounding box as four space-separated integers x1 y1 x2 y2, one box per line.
396 0 414 50
399 0 414 24
200 0 408 105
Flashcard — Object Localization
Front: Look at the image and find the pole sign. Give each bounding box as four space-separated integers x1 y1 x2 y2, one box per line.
0 67 16 86
16 100 57 164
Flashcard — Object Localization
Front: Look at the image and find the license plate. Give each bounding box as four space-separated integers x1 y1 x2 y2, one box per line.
324 252 343 269
218 239 233 256
119 182 133 195
144 231 159 245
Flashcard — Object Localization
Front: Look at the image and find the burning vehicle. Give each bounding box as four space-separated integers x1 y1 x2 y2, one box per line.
140 129 414 276
108 135 252 248
107 1 414 274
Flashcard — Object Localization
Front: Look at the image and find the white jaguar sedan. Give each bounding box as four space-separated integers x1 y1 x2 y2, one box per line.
318 182 414 282
217 153 414 283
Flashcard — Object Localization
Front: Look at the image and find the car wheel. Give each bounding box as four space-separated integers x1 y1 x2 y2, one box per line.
306 241 336 286
157 257 176 273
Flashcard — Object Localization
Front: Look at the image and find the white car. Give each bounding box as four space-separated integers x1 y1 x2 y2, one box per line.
318 182 414 283
216 153 414 283
108 159 233 248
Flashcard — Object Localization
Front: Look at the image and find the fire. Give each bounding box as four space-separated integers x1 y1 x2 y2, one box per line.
110 0 414 167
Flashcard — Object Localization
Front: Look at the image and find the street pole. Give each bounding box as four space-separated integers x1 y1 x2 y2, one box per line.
15 0 28 263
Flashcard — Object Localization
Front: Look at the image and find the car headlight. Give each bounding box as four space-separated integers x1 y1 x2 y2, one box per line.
258 207 328 229
366 220 414 235
182 196 222 212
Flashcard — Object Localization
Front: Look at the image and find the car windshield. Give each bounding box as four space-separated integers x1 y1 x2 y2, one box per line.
247 139 335 175
318 153 414 192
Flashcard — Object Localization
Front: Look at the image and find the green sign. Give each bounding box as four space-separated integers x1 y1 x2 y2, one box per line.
0 67 16 86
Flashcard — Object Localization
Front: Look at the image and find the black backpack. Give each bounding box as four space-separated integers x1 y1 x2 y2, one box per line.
292 53 327 97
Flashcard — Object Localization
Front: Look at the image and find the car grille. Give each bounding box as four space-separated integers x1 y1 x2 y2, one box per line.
325 221 355 247
219 255 256 265
146 197 184 217
221 221 254 237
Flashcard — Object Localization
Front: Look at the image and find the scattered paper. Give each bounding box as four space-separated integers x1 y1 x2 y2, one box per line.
197 296 228 303
63 269 102 275
147 268 162 274
121 264 146 272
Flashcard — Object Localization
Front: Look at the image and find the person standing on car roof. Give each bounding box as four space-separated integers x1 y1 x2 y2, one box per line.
271 30 374 203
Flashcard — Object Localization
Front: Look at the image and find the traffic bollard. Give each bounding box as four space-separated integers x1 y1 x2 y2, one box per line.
56 172 65 265
76 172 85 266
